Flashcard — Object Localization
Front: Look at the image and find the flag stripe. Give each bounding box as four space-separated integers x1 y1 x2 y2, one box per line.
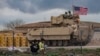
73 6 88 15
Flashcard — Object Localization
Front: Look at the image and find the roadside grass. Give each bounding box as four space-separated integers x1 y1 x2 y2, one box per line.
0 48 100 56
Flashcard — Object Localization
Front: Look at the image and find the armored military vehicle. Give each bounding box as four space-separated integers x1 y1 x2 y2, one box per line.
27 12 94 46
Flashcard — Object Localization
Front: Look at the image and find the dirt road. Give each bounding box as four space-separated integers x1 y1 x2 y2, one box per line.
87 32 100 46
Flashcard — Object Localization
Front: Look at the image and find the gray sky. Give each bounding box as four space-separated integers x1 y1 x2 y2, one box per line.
1 0 100 13
0 0 100 30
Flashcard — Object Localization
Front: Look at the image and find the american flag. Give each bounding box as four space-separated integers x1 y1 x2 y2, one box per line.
73 6 88 15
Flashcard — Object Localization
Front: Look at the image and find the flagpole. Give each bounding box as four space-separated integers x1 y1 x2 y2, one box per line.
72 5 74 15
72 0 74 15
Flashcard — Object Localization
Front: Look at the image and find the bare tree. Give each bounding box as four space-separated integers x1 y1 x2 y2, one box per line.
4 19 25 30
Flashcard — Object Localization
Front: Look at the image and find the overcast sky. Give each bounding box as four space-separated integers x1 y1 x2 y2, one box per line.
0 0 100 30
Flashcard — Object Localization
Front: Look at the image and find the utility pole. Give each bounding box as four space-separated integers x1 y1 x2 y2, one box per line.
80 30 83 54
12 30 15 51
40 17 45 39
40 24 44 39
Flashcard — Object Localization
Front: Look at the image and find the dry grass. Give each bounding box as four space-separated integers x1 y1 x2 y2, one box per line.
0 48 100 56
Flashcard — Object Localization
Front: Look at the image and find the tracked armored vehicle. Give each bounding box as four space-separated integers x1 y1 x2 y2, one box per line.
27 12 94 46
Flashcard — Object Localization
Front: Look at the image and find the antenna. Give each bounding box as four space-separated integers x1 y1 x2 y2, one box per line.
40 17 46 39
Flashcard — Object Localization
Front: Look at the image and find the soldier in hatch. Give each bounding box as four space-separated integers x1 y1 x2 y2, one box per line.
68 11 73 19
63 12 68 19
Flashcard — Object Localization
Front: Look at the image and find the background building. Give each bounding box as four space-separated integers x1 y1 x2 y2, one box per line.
0 21 100 47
